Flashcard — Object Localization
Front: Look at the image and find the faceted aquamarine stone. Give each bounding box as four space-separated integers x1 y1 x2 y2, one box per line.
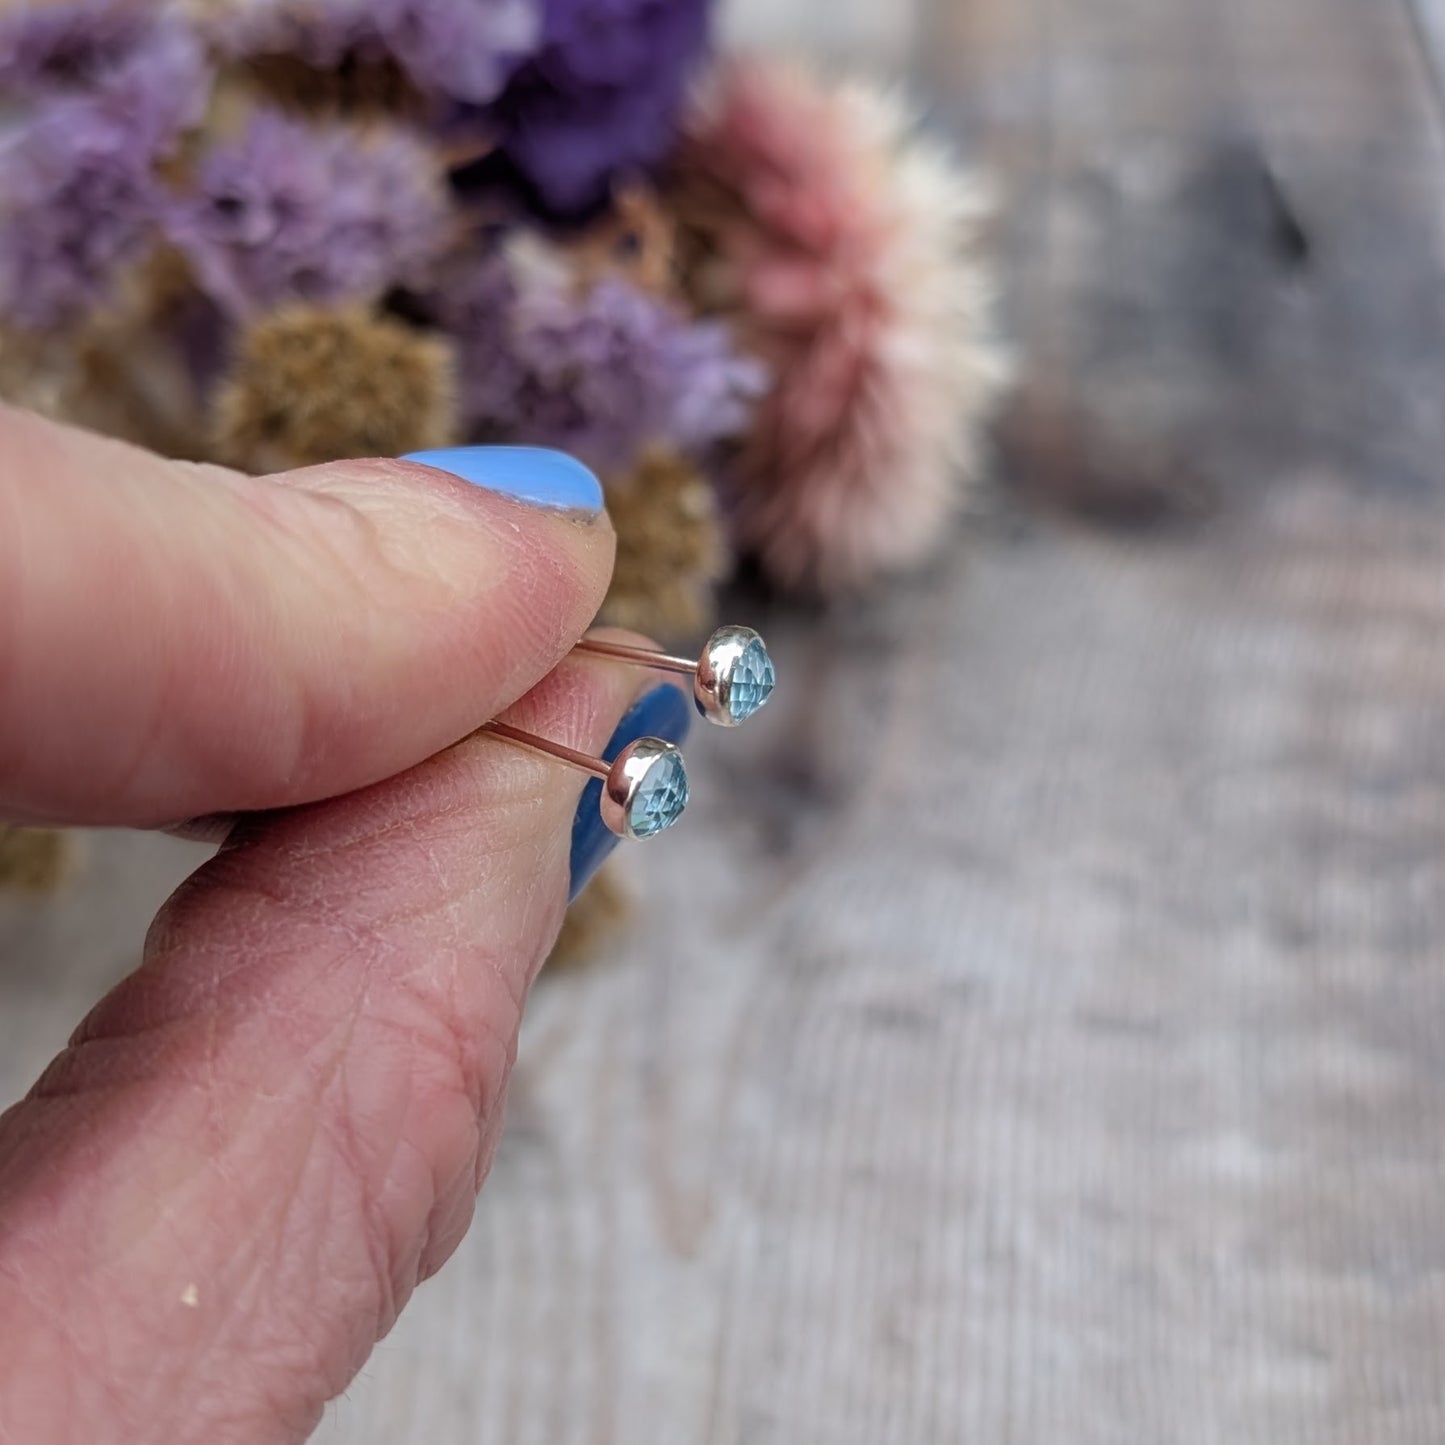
629 750 690 838
727 639 776 723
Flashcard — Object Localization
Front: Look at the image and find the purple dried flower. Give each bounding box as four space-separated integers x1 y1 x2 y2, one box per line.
660 318 768 455
536 0 695 91
0 98 160 331
0 1 151 95
209 0 375 67
168 111 451 317
217 0 539 105
441 250 762 471
0 1 210 143
376 0 539 103
492 0 711 214
428 245 516 346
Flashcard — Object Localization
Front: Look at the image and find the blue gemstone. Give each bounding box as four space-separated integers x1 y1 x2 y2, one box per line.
629 750 690 838
727 639 776 723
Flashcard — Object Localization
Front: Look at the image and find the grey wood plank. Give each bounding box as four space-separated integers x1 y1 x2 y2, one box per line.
926 0 1445 521
1405 0 1445 118
719 0 923 71
320 475 1445 1445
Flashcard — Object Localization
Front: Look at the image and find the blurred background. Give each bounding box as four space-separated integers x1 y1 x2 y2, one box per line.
5 0 1445 1440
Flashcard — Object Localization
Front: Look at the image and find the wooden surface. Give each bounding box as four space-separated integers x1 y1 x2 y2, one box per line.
7 0 1445 1439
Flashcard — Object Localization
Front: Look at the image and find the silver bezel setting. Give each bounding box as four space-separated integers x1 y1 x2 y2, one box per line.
600 737 689 840
694 626 774 728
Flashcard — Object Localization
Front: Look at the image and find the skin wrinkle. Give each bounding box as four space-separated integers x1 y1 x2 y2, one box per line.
431 1132 491 1270
276 1110 388 1358
513 878 564 986
0 1099 147 1218
0 1264 80 1379
24 1026 193 1102
199 940 227 1135
256 488 445 799
468 1088 512 1198
132 1184 210 1331
0 467 23 774
111 900 266 1021
224 812 559 1352
327 1103 414 1337
308 1121 417 1350
222 782 492 875
173 1289 332 1445
76 462 240 812
13 976 335 1248
191 1202 326 1428
42 875 509 1431
215 766 560 919
4 1214 153 1436
60 972 313 1108
8 1104 227 1307
164 1081 349 1440
385 961 509 1125
354 798 531 900
92 489 227 816
0 1306 67 1439
0 501 46 805
156 871 378 983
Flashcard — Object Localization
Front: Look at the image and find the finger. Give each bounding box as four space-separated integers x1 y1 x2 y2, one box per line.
0 638 691 1444
0 407 614 826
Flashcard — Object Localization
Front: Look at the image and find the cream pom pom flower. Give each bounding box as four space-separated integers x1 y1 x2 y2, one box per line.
679 58 1011 593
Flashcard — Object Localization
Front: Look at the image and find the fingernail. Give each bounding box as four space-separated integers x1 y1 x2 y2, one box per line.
568 684 693 902
401 446 604 515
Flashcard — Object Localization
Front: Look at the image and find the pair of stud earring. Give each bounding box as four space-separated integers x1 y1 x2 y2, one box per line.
483 626 775 840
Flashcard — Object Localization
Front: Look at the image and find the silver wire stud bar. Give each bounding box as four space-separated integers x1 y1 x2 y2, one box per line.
573 625 777 728
482 722 689 840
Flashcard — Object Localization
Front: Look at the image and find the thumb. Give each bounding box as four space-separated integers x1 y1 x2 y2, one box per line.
0 647 689 1444
0 405 615 826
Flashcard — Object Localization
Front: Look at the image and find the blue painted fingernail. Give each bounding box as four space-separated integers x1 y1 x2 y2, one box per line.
401 446 604 515
569 684 693 902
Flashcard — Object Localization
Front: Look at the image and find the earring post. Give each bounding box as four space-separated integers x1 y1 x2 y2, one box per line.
482 721 611 781
572 638 696 676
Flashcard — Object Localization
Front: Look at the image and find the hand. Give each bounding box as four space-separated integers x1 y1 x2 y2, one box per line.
0 405 665 1442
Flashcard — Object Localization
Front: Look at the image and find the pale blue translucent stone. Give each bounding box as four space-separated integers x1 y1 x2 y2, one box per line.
727 640 776 723
629 751 689 837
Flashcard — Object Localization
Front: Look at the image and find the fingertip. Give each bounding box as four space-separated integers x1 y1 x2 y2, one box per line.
399 446 605 516
0 418 618 824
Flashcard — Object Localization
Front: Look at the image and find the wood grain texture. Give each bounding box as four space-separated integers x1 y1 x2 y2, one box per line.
1405 0 1445 114
7 0 1445 1439
718 0 921 70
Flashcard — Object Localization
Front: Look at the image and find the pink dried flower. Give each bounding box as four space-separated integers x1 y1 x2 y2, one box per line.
681 59 1010 593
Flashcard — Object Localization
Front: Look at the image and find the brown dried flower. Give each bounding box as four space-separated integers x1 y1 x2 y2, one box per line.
599 447 729 643
212 303 457 471
230 52 425 118
0 327 76 421
0 827 78 895
567 185 679 299
546 863 631 971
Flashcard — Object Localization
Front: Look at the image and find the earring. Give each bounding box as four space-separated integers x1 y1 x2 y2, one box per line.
573 626 776 728
482 722 689 840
